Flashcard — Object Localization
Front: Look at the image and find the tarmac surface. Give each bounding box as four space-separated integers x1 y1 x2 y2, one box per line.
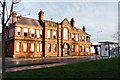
5 55 105 72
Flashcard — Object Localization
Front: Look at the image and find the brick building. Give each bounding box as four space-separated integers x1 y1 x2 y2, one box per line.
5 11 91 58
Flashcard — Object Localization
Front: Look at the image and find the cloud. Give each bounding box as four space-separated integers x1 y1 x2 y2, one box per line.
0 2 118 43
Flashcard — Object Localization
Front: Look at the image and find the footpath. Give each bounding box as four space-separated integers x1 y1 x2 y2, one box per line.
6 55 105 72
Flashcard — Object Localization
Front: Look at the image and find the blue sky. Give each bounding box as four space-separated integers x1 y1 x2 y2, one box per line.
0 0 119 43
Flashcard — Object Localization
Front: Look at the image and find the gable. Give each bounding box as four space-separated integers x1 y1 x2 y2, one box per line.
61 18 70 26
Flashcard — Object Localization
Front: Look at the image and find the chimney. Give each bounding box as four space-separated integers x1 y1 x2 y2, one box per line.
17 15 22 21
38 10 44 22
11 11 17 24
82 26 86 32
70 18 75 27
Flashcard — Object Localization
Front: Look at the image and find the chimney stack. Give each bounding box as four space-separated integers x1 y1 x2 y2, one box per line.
17 15 22 21
70 18 75 27
11 11 17 24
82 26 86 32
38 10 44 22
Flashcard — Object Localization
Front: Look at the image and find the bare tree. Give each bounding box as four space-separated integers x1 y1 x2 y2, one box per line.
0 0 20 79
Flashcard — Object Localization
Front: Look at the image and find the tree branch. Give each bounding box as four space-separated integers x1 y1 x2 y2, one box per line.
0 1 3 7
4 1 14 26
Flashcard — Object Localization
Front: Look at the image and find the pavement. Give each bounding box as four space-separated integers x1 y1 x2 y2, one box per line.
5 55 104 72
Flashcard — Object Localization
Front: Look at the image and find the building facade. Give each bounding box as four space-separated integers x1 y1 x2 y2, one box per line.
5 11 91 58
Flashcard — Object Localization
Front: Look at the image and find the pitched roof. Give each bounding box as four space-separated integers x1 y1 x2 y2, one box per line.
16 17 42 27
79 29 90 36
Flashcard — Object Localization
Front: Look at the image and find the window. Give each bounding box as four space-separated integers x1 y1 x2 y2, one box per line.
82 46 85 52
72 45 74 52
59 32 61 38
53 31 56 38
37 43 42 52
53 44 57 52
86 36 90 42
16 42 20 52
16 27 21 36
48 30 50 38
31 29 35 37
59 44 61 50
63 28 68 40
24 28 28 37
37 43 40 52
48 44 51 52
40 30 42 38
40 43 42 52
76 34 78 41
76 45 78 52
23 43 27 52
81 36 84 41
30 43 34 52
36 30 40 38
72 33 74 40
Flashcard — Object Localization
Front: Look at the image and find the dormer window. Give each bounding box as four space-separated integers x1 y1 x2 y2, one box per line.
31 29 35 37
24 28 28 37
53 31 56 39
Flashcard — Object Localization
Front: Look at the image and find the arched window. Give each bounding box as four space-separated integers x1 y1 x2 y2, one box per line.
63 28 68 40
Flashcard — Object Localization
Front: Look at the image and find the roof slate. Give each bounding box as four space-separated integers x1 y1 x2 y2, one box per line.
16 17 42 27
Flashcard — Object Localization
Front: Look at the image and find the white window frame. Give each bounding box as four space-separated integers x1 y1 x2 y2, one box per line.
53 31 56 38
36 30 40 38
63 28 68 40
37 43 40 52
16 27 21 36
16 42 20 52
76 34 78 41
23 43 27 52
48 30 50 38
31 29 35 37
30 43 34 52
24 28 28 37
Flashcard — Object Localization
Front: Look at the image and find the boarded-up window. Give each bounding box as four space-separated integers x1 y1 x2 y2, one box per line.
76 45 78 52
48 44 51 52
16 42 20 52
48 30 50 38
59 32 61 38
53 44 57 52
37 43 40 52
30 43 34 52
40 43 42 52
23 43 27 52
76 34 78 41
36 30 40 38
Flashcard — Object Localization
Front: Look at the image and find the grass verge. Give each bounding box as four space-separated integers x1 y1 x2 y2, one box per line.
6 57 120 79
